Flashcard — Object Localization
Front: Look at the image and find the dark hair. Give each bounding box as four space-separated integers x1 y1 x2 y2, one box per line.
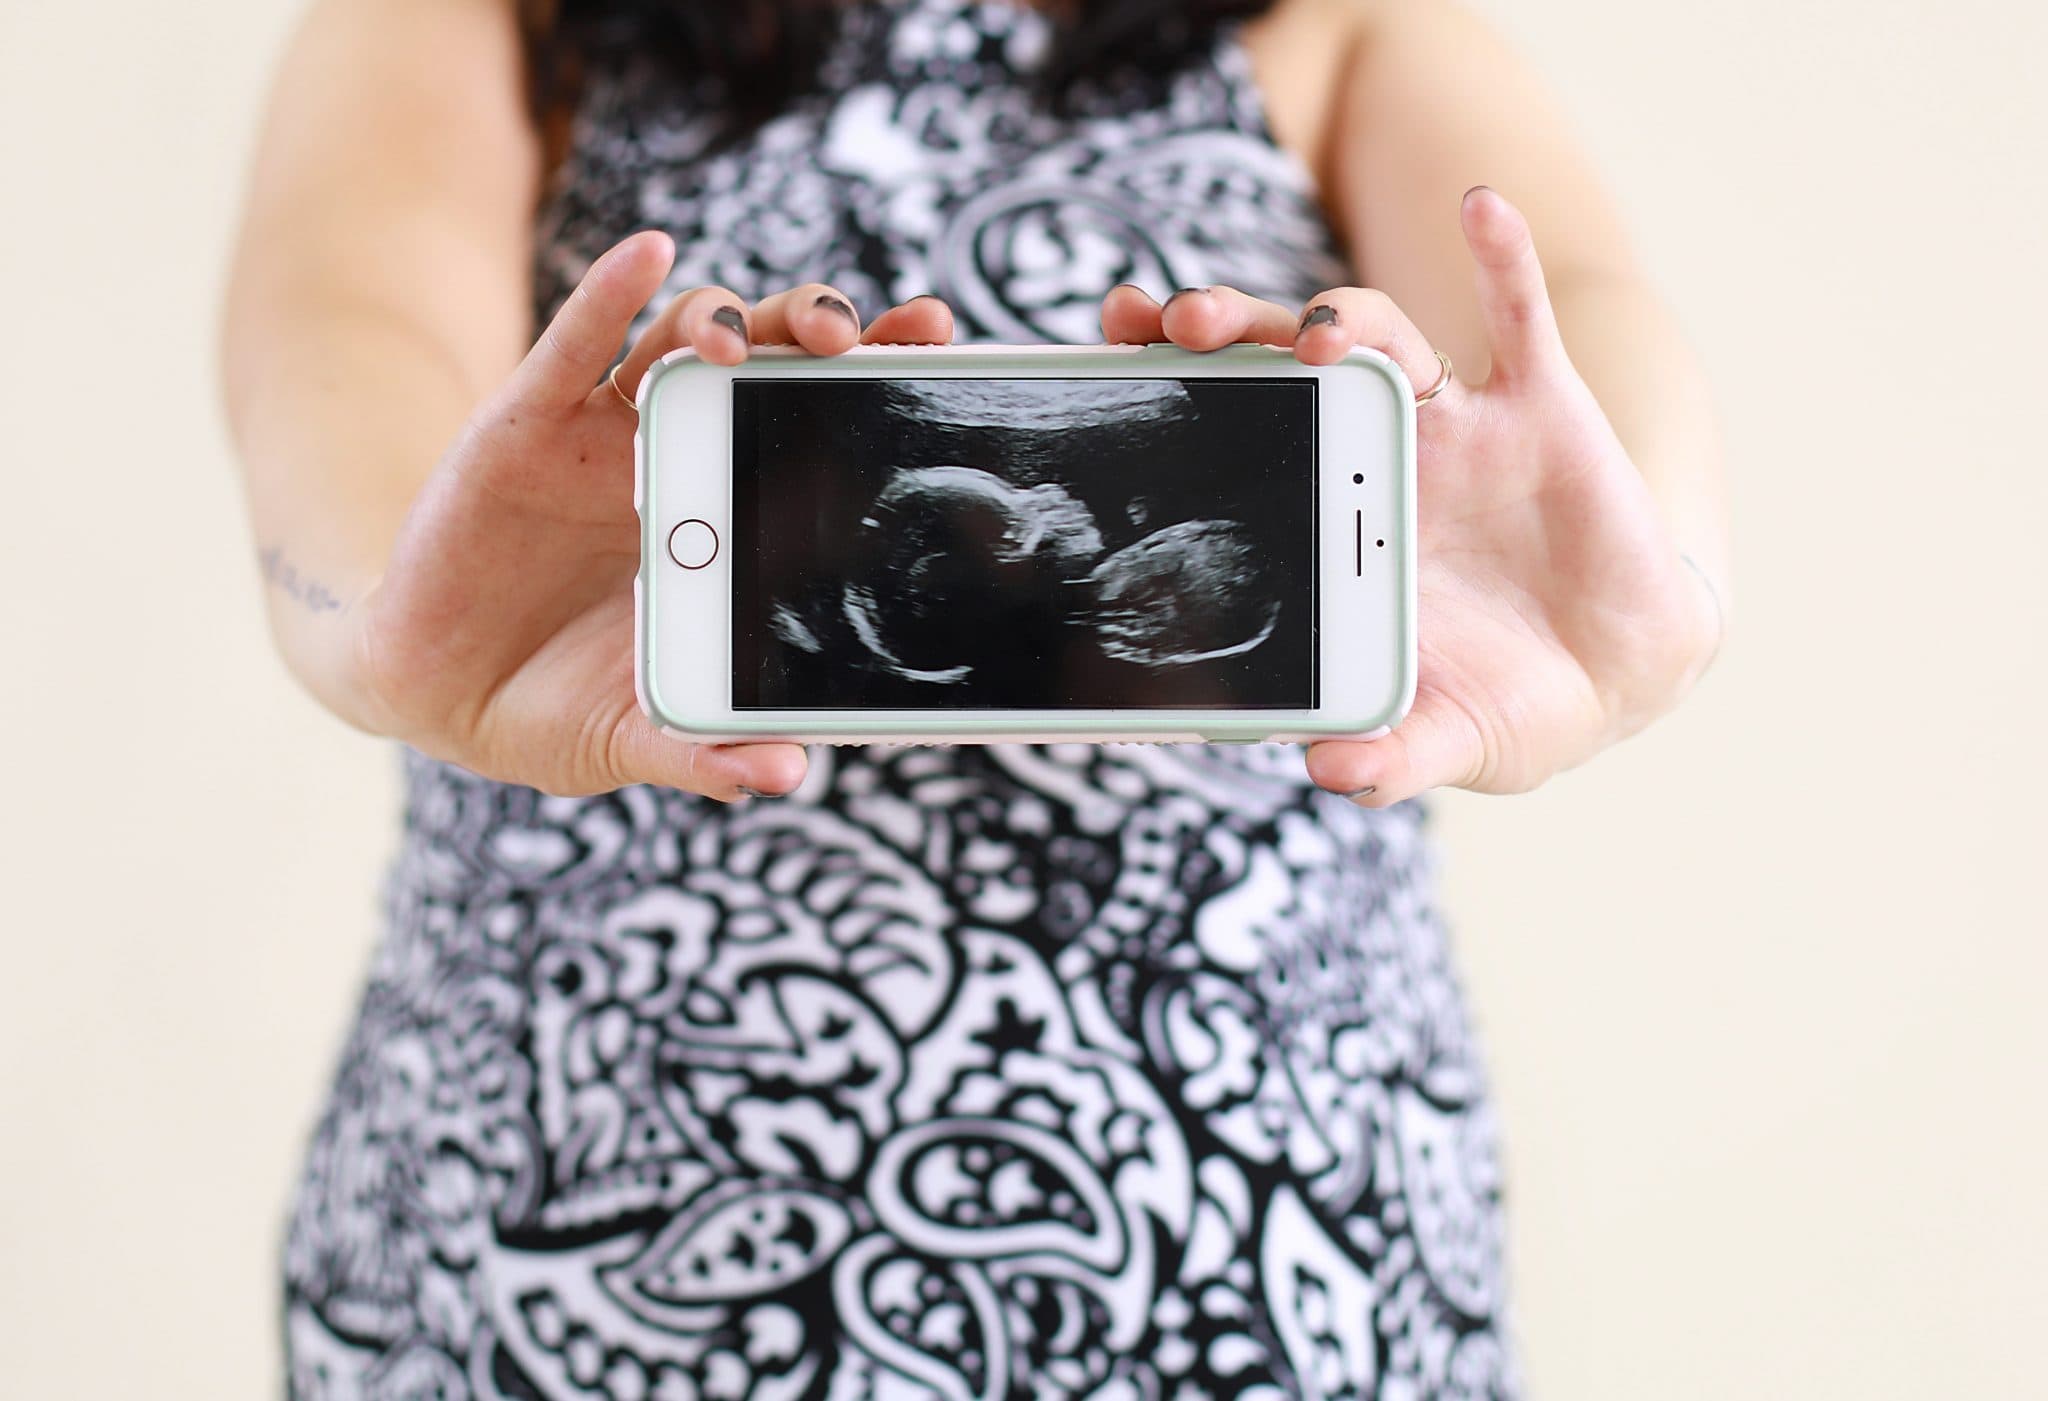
521 0 1276 132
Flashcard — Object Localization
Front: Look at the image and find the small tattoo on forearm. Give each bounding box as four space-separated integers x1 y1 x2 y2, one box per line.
258 546 343 614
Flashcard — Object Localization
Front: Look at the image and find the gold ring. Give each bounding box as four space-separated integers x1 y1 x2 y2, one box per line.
607 361 638 412
1414 349 1454 407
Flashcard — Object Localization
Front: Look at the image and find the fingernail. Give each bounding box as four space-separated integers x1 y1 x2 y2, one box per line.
1339 785 1376 799
1300 304 1338 332
735 785 784 800
907 292 944 304
1161 285 1208 312
711 305 747 338
1464 184 1495 203
814 293 857 323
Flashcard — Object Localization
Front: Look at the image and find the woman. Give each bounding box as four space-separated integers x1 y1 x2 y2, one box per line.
223 0 1725 1394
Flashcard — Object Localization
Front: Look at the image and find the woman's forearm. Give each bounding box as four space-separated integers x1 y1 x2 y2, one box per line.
222 293 488 732
1548 271 1732 612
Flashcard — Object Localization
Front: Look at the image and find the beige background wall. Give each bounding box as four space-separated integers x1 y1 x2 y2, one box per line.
2 0 2042 1394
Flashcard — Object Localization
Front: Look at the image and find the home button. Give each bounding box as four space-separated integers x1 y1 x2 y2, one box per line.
667 519 719 570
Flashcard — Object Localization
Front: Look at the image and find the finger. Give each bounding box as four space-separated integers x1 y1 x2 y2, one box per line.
750 283 863 354
1101 283 1165 345
1157 284 1301 350
613 285 753 398
608 710 810 802
510 230 675 415
1301 696 1484 807
1292 285 1454 407
1461 185 1569 386
861 294 955 345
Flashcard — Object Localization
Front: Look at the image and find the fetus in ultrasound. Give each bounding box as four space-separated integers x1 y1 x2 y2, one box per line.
832 466 1278 687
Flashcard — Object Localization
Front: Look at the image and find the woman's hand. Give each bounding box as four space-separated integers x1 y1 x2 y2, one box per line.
349 232 955 801
1102 187 1722 805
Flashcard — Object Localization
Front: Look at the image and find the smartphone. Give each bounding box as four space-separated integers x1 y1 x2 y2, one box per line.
632 342 1415 744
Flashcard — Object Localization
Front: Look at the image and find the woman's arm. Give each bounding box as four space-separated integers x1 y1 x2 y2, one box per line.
1106 0 1726 800
222 0 540 728
221 0 955 798
1329 0 1730 596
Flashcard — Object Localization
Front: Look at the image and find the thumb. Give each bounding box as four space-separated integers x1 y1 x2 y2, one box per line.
604 707 810 802
510 230 675 414
1303 694 1484 807
1460 186 1569 387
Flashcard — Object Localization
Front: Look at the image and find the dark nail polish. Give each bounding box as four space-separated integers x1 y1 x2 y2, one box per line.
814 293 857 323
711 305 747 338
1300 304 1339 332
1161 286 1208 312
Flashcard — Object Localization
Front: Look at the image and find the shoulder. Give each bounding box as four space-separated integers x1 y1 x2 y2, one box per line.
1239 0 1526 122
1241 0 1594 206
1232 0 1498 183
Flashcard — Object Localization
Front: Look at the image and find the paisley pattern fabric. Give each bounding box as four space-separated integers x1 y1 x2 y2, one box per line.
282 2 1517 1396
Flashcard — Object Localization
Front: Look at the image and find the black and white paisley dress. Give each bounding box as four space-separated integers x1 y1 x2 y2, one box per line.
282 2 1517 1396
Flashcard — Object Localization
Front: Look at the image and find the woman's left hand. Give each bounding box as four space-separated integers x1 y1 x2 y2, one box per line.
1100 186 1722 805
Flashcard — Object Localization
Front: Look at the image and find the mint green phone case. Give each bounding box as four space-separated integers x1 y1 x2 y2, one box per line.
635 342 1416 745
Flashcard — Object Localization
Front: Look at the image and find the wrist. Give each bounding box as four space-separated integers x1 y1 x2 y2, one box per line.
337 577 415 744
258 555 401 740
1678 550 1729 681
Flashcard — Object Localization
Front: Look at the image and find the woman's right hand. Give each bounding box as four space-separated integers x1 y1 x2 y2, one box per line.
345 231 955 801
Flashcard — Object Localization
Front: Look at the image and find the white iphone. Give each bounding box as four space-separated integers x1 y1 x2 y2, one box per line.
632 342 1415 745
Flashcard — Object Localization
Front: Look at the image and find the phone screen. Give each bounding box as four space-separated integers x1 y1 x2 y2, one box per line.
730 377 1318 710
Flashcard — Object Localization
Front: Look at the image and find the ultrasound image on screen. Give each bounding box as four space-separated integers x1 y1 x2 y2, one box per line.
731 377 1317 709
